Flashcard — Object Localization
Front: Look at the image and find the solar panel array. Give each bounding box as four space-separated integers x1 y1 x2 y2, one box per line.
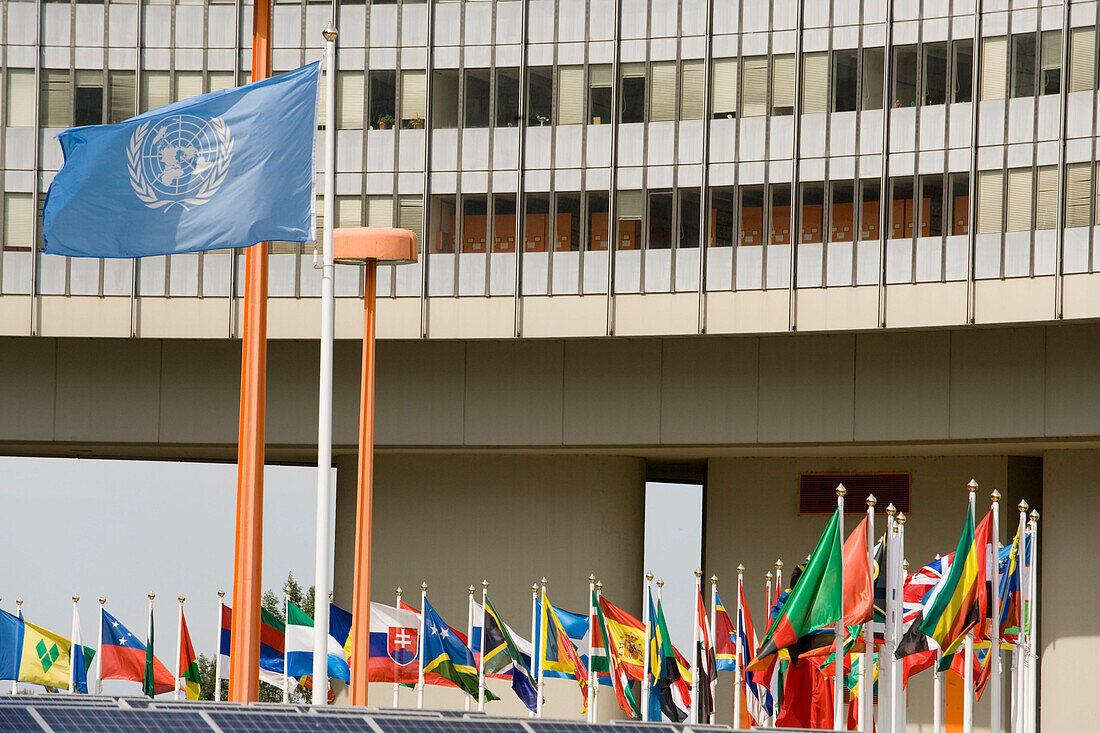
0 696 742 732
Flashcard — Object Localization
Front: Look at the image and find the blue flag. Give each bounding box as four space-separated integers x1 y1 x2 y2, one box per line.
43 62 319 258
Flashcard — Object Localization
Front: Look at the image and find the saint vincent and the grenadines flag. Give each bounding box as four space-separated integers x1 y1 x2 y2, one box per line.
0 608 81 689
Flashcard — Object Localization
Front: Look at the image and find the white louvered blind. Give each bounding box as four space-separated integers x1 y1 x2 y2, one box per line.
208 72 235 93
366 196 393 227
742 56 768 117
711 58 737 117
141 71 171 113
557 66 584 125
649 62 677 122
398 197 423 247
977 170 1003 234
108 71 136 123
1065 163 1091 227
41 70 71 127
680 60 705 120
175 71 203 102
6 69 35 127
1035 166 1058 230
336 195 362 227
591 65 613 87
801 52 828 114
981 37 1007 100
1005 168 1032 232
1070 28 1096 93
772 54 795 112
617 190 644 220
1041 31 1062 72
3 193 33 249
337 71 365 129
400 70 426 123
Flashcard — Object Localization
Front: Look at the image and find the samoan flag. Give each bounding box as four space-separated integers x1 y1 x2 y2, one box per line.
100 610 174 694
43 62 319 258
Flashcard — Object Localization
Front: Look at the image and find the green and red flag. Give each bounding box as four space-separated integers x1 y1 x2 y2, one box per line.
178 611 202 700
918 506 991 656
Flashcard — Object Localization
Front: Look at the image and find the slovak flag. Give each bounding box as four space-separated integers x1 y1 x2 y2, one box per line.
368 602 421 683
100 609 174 694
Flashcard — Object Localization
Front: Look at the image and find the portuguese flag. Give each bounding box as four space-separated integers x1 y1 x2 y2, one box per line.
748 509 842 672
178 611 202 700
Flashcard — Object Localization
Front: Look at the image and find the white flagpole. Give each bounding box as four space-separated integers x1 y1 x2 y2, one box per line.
478 580 488 713
147 593 155 698
69 595 79 694
175 596 185 701
215 590 225 701
594 580 604 722
393 587 403 708
690 570 701 723
964 480 978 733
881 504 896 728
894 516 908 733
734 566 743 730
709 574 718 725
95 596 105 696
764 572 773 728
416 582 427 709
834 484 846 732
1026 510 1039 733
587 574 596 723
536 578 548 719
465 585 475 712
641 572 653 722
933 556 944 733
1012 502 1028 733
991 490 1003 733
13 598 22 694
861 494 875 732
283 584 291 703
528 583 538 719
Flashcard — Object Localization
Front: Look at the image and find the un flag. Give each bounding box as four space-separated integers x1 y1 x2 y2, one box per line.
43 62 320 258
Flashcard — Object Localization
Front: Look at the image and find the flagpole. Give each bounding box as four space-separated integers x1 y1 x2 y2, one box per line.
895 515 908 733
933 558 943 733
641 572 653 722
860 494 875 732
478 580 488 713
528 583 538 719
763 572 772 728
95 596 105 696
13 598 21 694
175 596 184 701
1013 502 1027 733
215 590 225 702
69 595 79 694
595 579 604 722
709 574 718 725
283 584 291 703
537 578 548 719
147 593 156 699
834 484 846 731
963 480 978 733
416 582 427 709
465 585 475 712
1026 509 1039 733
587 574 596 723
690 570 700 723
394 587 403 708
734 566 743 730
881 504 896 728
991 489 1003 733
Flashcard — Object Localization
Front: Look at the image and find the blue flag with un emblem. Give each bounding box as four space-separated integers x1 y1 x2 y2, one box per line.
43 62 320 258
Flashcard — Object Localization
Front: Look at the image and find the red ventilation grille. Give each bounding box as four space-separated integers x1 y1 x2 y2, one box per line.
799 472 911 515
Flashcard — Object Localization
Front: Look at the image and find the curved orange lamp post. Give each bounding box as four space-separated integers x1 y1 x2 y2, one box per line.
336 227 418 707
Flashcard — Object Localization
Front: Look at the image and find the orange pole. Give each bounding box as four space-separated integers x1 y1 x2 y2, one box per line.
228 0 271 705
348 260 378 705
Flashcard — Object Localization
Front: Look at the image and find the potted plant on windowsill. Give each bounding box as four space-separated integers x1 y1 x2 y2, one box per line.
377 114 395 130
409 113 425 129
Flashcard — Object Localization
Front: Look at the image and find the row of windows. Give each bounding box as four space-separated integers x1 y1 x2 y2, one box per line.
9 27 1100 130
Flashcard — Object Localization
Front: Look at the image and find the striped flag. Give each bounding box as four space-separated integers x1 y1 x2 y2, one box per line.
918 507 992 656
177 611 201 700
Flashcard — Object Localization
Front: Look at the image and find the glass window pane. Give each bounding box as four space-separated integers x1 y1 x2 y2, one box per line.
1040 31 1062 95
923 42 948 105
524 193 551 251
431 69 459 129
400 70 426 128
952 39 973 103
588 65 613 124
527 67 553 126
890 177 914 238
892 45 918 107
555 194 582 251
41 69 72 127
711 58 737 118
771 55 795 115
464 68 490 128
461 195 487 253
369 70 396 129
770 185 791 245
74 70 104 126
710 188 735 247
800 183 824 244
648 192 673 249
429 194 456 252
679 189 700 248
495 68 520 127
6 69 36 127
919 174 944 237
557 66 585 125
492 195 516 252
1012 33 1037 98
832 49 858 112
829 182 854 242
617 190 642 249
739 186 764 245
587 193 610 250
981 36 1008 100
862 48 884 110
860 180 881 241
620 64 646 123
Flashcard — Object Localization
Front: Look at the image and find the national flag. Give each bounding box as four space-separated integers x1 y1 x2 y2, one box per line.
694 588 717 722
469 600 533 681
749 509 843 672
918 507 992 656
843 517 874 626
0 609 73 690
421 598 497 701
592 590 640 718
177 611 201 700
735 581 773 724
43 62 320 258
367 602 421 683
648 594 689 723
713 592 736 672
533 598 591 682
217 603 288 688
70 605 95 694
597 596 647 682
285 602 351 682
482 594 538 712
540 591 589 711
100 609 174 694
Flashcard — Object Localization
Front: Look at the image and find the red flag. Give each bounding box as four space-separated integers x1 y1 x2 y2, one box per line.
843 517 874 627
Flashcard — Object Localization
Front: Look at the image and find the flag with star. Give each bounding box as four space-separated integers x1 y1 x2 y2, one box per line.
100 609 175 694
421 597 498 701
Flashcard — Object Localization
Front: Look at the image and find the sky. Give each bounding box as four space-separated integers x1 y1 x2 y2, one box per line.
643 481 704 650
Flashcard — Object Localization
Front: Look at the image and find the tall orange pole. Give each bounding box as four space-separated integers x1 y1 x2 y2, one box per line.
228 0 271 704
348 260 378 705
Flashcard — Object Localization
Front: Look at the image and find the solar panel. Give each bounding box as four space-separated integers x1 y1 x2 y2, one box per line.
35 706 213 733
0 696 116 705
0 707 46 733
209 710 375 733
372 716 529 733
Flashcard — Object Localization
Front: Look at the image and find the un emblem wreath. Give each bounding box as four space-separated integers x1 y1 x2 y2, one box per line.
127 115 234 212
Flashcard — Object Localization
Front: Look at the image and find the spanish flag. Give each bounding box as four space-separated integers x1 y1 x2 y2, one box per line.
918 505 992 655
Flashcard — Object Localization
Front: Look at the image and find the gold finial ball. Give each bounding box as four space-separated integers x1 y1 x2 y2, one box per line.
694 569 702 578
99 596 106 605
595 580 603 590
468 585 475 594
766 572 773 580
991 489 1002 502
178 595 185 604
836 483 847 497
646 571 654 581
421 581 428 591
903 559 910 571
886 503 897 516
1019 500 1029 513
16 598 23 606
656 578 664 588
589 573 596 582
284 584 292 594
396 587 403 596
737 564 745 573
540 577 548 587
968 478 979 493
217 589 225 598
711 574 718 583
531 583 538 592
897 513 907 525
72 595 79 603
866 493 877 507
482 579 489 589
775 558 783 568
1030 509 1040 520
321 23 338 42
148 593 155 601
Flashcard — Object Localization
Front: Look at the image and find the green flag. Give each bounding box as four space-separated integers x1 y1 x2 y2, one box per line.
143 609 155 698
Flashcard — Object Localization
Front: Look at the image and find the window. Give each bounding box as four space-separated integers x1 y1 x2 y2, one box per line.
495 68 520 127
555 193 581 251
892 45 917 107
1011 33 1037 98
528 67 553 126
617 191 642 249
365 196 392 228
710 188 735 246
679 189 701 248
711 58 737 118
6 70 35 127
860 180 881 241
557 66 584 125
680 61 705 120
461 195 487 253
41 69 72 127
74 70 104 126
336 195 362 228
952 39 973 103
981 36 1008 100
141 70 170 113
428 195 456 252
1069 28 1096 93
801 52 828 114
3 193 33 251
739 186 764 245
1036 166 1058 230
525 193 551 251
890 177 914 238
649 62 676 122
923 42 948 105
208 71 235 93
829 182 854 242
368 70 395 129
648 191 673 249
862 48 885 110
771 55 795 115
620 64 646 123
1040 31 1061 95
919 174 943 237
464 68 490 128
1065 163 1092 227
800 183 824 243
1005 168 1032 232
492 195 516 252
399 70 426 128
950 172 969 236
431 69 458 129
175 71 203 102
589 65 612 124
741 57 768 117
587 193 609 250
398 196 424 246
832 49 858 112
977 170 1004 234
108 70 135 124
770 185 791 245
